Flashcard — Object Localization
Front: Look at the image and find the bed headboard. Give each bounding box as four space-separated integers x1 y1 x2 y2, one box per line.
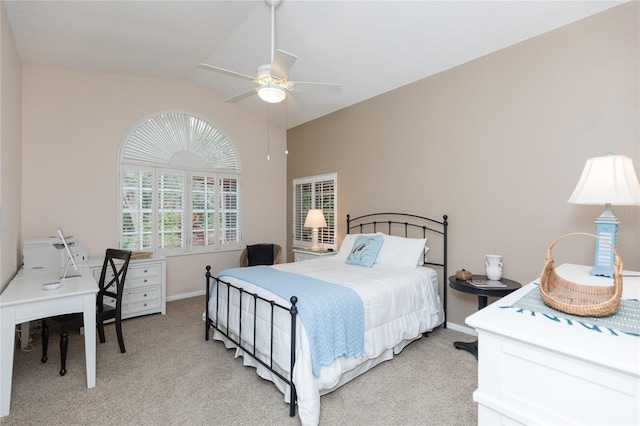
346 212 449 326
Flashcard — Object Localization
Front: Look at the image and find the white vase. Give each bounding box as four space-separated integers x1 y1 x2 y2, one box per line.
486 255 503 280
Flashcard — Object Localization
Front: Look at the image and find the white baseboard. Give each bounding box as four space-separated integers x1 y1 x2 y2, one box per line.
167 290 205 302
446 322 477 336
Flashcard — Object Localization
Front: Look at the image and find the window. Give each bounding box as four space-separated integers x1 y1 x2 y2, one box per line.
119 111 241 255
293 173 337 250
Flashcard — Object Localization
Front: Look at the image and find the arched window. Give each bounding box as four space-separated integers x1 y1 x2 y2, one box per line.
118 111 241 255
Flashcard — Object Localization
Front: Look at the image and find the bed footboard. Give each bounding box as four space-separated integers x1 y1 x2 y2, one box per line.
205 265 298 417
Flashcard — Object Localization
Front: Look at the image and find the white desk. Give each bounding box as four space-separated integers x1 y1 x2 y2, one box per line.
467 264 640 425
0 266 98 417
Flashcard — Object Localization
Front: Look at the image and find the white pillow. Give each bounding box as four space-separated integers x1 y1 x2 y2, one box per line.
375 234 428 267
335 233 379 260
419 245 430 266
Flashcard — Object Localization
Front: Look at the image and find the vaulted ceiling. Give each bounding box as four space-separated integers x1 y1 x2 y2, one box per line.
3 0 627 128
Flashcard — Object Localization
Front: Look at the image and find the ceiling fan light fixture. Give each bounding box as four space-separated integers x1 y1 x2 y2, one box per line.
258 84 286 103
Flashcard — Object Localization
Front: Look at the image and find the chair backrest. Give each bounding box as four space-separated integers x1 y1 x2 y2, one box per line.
97 249 132 312
239 243 282 267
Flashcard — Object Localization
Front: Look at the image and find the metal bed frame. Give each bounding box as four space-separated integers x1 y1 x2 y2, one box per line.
205 267 298 417
205 212 448 418
346 212 449 326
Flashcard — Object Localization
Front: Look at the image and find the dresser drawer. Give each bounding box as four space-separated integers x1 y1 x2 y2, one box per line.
126 287 160 304
93 262 162 289
125 287 162 315
89 255 166 318
126 264 162 289
103 287 162 316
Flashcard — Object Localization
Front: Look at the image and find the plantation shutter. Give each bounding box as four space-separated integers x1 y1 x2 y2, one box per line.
315 179 335 248
191 174 216 250
219 176 240 245
119 111 242 254
294 181 313 245
157 169 185 253
121 167 154 251
293 173 337 249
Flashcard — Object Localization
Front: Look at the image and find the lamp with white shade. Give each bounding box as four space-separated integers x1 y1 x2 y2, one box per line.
568 153 640 277
304 209 327 251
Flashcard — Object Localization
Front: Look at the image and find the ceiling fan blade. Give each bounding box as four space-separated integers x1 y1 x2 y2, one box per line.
225 88 258 103
288 81 342 94
199 63 256 82
270 49 297 79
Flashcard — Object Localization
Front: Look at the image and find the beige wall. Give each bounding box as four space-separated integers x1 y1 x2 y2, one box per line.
287 2 640 328
21 69 287 299
0 3 22 292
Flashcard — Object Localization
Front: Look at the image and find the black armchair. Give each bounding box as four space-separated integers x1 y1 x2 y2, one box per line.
239 243 282 267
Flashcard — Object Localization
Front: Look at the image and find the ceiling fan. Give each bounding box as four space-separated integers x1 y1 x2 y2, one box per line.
199 0 341 104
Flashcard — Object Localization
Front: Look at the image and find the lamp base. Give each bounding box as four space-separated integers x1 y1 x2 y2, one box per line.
590 204 618 278
310 228 320 251
589 265 613 278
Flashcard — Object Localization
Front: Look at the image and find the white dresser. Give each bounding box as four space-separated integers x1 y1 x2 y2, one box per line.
467 263 640 425
88 255 166 319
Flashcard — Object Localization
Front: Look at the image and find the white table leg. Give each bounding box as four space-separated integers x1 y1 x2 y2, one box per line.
1 307 16 417
82 293 96 388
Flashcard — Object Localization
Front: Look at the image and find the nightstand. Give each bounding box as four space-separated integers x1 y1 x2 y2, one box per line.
449 274 521 359
292 248 336 262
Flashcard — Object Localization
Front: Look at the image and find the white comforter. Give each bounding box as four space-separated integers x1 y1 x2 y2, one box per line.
208 256 444 425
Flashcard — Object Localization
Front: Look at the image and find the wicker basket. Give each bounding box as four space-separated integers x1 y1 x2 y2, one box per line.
539 232 623 317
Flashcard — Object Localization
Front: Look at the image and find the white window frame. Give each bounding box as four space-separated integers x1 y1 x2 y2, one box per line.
293 173 337 250
118 111 242 256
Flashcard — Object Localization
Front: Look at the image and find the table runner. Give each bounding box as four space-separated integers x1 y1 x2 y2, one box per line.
502 284 640 337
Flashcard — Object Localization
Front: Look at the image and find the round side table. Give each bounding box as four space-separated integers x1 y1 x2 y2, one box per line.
448 275 521 359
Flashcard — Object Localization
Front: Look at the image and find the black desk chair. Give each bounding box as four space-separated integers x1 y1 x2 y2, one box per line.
41 248 132 376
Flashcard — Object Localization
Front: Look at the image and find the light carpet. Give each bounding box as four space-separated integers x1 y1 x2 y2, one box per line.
3 296 478 425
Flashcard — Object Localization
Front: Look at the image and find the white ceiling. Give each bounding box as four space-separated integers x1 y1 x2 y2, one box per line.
3 0 628 129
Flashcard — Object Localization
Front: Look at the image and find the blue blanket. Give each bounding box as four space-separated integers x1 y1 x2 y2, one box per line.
216 266 365 376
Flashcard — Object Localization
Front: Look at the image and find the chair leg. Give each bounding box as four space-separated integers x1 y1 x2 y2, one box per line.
115 320 126 353
41 321 49 363
97 320 106 344
59 331 68 376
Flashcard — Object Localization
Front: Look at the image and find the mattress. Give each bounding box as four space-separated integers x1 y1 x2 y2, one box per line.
207 256 444 426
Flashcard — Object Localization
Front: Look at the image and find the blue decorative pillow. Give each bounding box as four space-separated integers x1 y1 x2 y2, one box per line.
345 235 384 267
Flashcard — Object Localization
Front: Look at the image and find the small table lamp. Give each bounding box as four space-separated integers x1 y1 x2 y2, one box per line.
568 153 640 277
304 209 327 251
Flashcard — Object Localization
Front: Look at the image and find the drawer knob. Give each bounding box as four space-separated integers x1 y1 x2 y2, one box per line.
144 303 147 307
144 279 148 283
143 293 147 297
144 269 148 273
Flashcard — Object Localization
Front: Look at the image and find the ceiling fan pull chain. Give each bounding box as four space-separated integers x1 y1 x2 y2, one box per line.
267 102 271 161
285 97 289 155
